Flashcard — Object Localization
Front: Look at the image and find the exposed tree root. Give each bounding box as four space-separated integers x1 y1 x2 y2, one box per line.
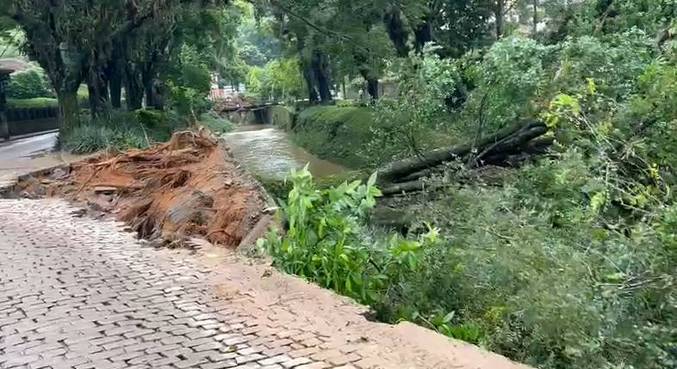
13 130 268 248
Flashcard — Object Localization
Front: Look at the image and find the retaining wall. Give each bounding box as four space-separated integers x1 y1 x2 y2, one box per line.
5 106 59 137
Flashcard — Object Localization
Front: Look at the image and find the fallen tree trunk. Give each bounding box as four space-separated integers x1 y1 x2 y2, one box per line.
377 120 548 184
381 179 429 196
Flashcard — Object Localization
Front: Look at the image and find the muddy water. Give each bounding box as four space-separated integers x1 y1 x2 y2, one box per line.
223 124 346 180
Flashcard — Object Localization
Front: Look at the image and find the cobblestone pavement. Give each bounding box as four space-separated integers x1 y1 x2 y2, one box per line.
0 199 529 369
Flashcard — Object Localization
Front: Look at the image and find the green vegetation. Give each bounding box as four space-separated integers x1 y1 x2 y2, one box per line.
7 97 57 109
247 58 305 103
254 2 677 369
198 112 234 134
261 168 438 305
292 106 374 168
2 1 675 369
6 69 52 99
60 110 180 154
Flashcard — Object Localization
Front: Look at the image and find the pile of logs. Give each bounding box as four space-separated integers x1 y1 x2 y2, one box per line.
377 120 552 195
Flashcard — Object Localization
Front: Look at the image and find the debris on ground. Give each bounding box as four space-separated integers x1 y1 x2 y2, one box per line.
12 130 269 248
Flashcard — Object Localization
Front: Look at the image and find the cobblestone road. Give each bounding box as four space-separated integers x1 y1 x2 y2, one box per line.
0 199 529 369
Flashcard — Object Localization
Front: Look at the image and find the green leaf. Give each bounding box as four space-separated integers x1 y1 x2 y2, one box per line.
442 311 455 323
367 172 378 187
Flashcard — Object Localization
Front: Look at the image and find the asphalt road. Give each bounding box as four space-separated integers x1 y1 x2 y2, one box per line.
0 132 82 185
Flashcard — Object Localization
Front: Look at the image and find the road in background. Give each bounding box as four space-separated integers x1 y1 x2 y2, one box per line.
0 132 83 186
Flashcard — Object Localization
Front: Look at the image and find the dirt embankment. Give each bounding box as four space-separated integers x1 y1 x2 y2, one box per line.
12 130 269 248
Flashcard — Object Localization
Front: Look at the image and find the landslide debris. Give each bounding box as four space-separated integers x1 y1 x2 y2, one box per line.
13 130 268 247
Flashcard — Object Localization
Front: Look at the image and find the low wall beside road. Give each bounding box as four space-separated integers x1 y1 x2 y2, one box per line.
4 106 59 138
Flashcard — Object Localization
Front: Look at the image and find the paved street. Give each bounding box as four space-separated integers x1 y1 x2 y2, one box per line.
0 133 83 186
0 199 528 369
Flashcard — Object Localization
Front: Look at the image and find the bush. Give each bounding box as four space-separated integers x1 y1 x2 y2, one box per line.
364 47 462 167
60 110 183 154
265 29 676 369
261 168 438 304
7 69 53 99
402 172 675 369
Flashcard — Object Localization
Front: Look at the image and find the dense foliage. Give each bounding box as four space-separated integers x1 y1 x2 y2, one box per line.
261 2 676 369
262 168 439 307
6 69 52 99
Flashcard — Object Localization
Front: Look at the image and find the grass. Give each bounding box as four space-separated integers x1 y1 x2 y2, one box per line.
7 97 58 109
291 106 375 168
267 105 293 127
60 110 183 154
198 112 234 134
7 86 88 109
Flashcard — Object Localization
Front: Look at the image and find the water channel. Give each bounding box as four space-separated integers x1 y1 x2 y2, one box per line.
223 124 346 180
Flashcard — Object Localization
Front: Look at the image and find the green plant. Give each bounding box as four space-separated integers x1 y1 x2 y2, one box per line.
7 69 53 99
261 168 439 305
365 46 461 166
292 106 375 168
60 110 183 154
7 97 57 108
199 111 233 134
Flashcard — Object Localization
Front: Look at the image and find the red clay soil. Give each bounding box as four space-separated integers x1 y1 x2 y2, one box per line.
13 130 268 247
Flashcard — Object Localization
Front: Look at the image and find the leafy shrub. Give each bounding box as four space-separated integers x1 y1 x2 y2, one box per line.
166 45 213 123
7 69 53 99
261 168 439 305
365 46 461 166
60 110 182 154
409 176 675 369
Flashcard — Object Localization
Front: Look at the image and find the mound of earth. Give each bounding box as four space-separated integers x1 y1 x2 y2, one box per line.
12 130 270 248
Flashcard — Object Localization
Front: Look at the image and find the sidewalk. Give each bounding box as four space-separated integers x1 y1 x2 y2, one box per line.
0 199 531 369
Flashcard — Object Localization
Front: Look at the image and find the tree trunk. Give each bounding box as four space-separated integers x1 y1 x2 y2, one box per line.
86 66 109 119
142 67 154 108
107 42 124 109
414 17 433 53
532 0 538 36
383 7 410 57
366 78 379 100
144 80 162 110
495 0 506 39
377 120 547 183
301 63 319 103
124 64 143 111
108 61 123 109
311 50 332 103
359 68 379 101
57 89 81 132
342 78 347 100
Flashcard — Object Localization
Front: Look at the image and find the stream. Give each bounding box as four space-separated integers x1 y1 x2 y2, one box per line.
223 124 346 180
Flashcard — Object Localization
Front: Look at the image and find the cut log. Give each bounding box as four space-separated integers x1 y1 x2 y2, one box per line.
377 120 546 183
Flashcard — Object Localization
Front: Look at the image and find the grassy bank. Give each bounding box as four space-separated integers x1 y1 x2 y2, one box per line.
290 106 374 169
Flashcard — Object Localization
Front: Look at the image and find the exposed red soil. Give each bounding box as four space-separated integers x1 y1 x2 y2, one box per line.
13 130 268 247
